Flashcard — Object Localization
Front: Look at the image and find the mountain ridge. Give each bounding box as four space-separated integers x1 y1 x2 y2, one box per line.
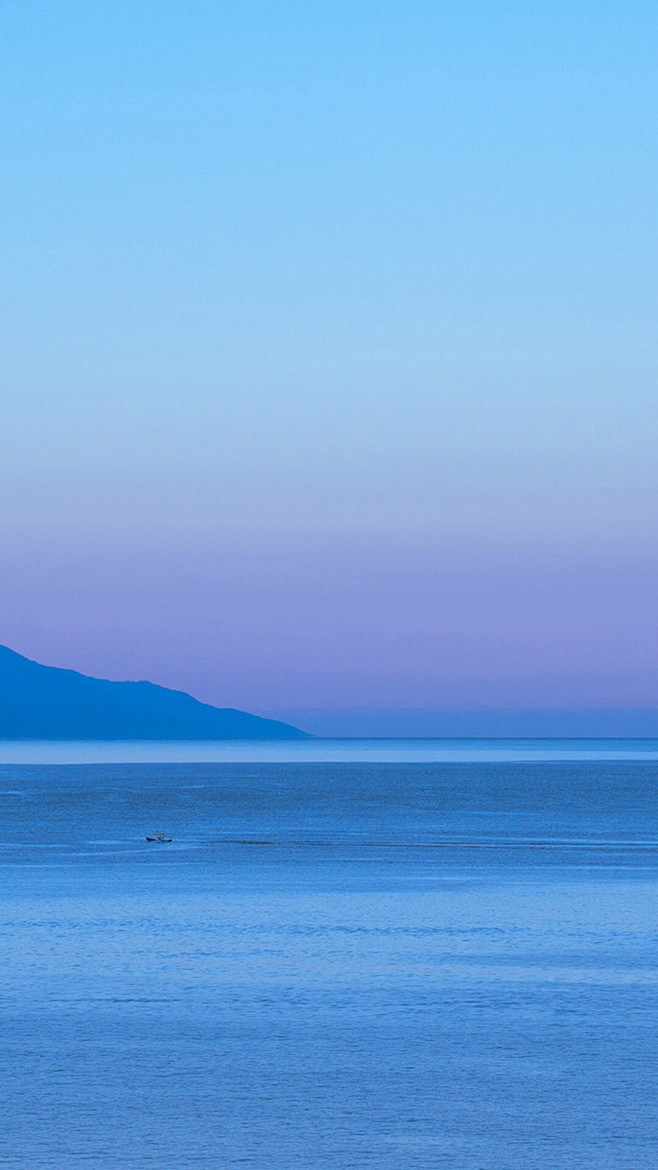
0 645 309 739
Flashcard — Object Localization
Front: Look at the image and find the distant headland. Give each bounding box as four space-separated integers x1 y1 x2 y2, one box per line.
0 645 309 740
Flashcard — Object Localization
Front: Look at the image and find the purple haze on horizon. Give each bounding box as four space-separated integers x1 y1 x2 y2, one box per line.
4 527 658 712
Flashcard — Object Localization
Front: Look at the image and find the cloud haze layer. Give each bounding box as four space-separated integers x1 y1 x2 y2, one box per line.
2 2 656 710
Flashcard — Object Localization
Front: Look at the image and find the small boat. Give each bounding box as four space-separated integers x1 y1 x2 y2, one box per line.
146 833 173 843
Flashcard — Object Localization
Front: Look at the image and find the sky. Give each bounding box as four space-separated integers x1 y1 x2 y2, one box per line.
1 1 657 718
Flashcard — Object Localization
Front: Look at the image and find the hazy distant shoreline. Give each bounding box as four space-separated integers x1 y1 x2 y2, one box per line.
3 737 658 766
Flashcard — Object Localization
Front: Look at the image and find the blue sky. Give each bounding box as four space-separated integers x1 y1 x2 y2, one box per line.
2 2 657 713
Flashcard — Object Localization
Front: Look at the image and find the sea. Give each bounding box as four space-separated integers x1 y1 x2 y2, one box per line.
1 738 657 1169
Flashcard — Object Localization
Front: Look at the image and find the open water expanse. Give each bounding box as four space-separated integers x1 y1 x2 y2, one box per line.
1 741 657 1167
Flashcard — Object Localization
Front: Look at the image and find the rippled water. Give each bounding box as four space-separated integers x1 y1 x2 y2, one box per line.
1 758 657 1167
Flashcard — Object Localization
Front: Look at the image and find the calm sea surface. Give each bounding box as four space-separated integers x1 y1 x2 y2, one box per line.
1 740 657 1167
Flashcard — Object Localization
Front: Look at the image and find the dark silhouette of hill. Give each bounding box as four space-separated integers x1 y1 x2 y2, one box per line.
0 646 309 739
